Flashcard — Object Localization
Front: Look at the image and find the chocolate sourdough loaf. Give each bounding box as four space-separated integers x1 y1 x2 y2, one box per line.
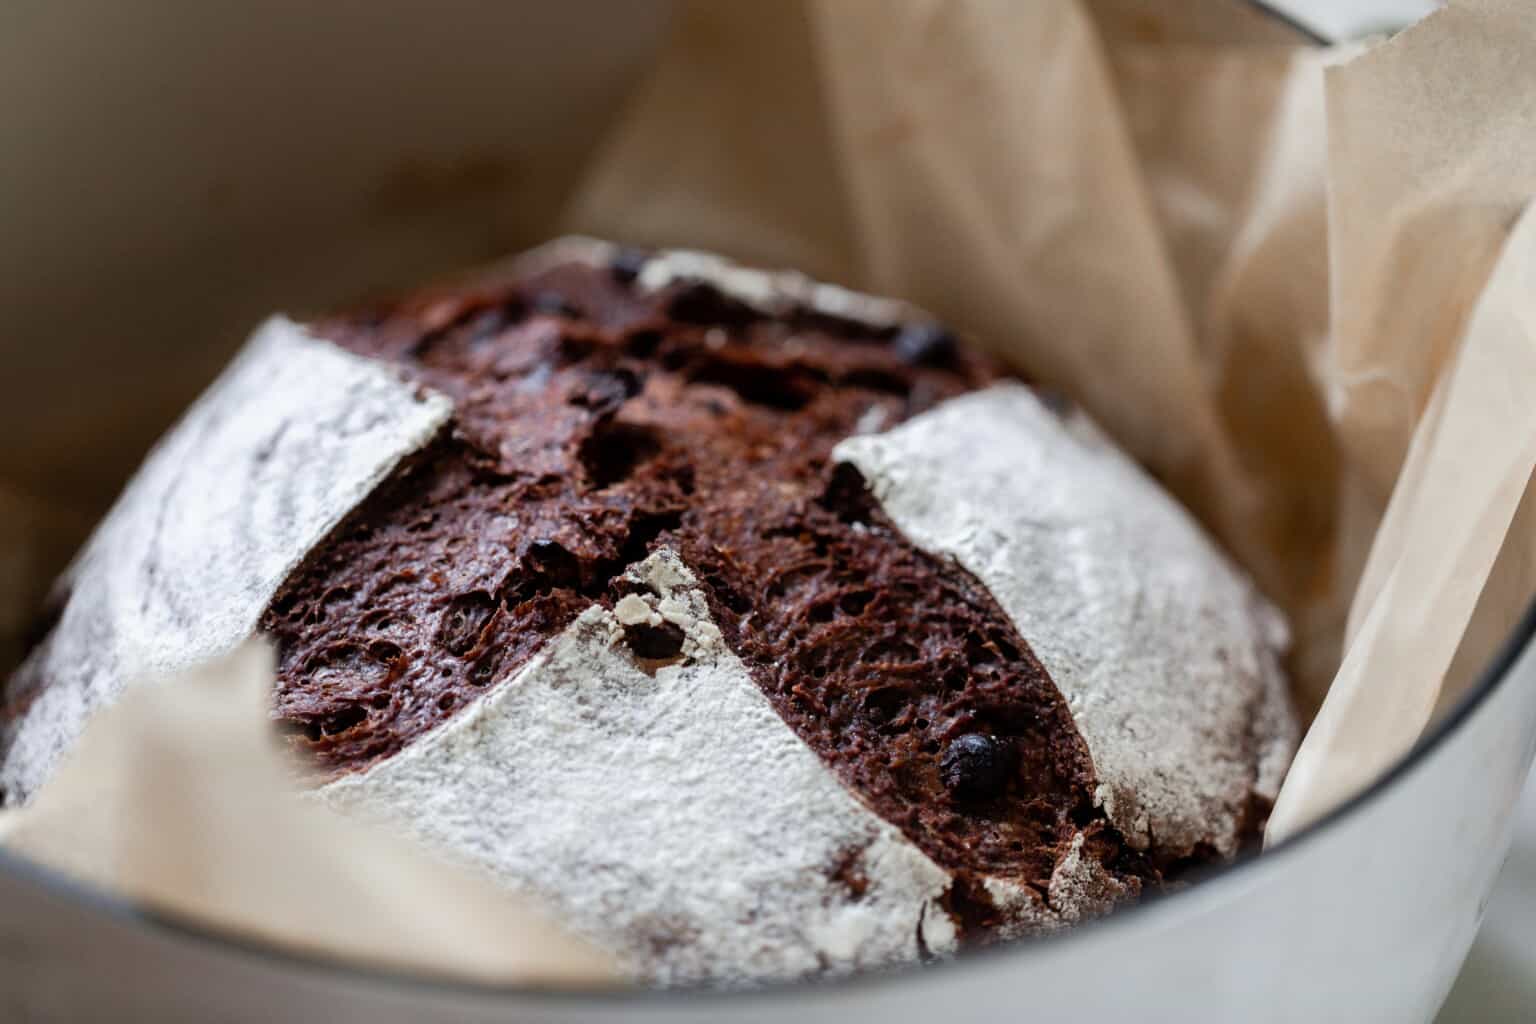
1 238 1297 985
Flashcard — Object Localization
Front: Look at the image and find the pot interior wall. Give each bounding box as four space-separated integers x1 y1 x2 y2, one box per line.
0 0 672 517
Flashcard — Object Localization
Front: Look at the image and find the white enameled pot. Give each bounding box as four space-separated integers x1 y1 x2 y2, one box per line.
1 3 1524 1021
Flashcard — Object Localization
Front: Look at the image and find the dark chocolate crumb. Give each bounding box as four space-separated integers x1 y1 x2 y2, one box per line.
609 247 649 285
436 592 497 656
530 292 580 318
525 539 582 590
469 308 514 344
258 249 1160 934
666 281 763 328
939 734 1015 800
893 323 959 368
622 620 686 661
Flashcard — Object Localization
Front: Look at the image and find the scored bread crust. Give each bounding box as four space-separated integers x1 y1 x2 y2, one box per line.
0 319 452 802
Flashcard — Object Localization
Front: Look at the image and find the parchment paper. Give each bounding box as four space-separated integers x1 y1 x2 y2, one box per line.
0 642 619 985
1268 0 1536 839
3 0 1532 978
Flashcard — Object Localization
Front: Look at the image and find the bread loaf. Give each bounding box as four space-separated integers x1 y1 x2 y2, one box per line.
1 238 1297 985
